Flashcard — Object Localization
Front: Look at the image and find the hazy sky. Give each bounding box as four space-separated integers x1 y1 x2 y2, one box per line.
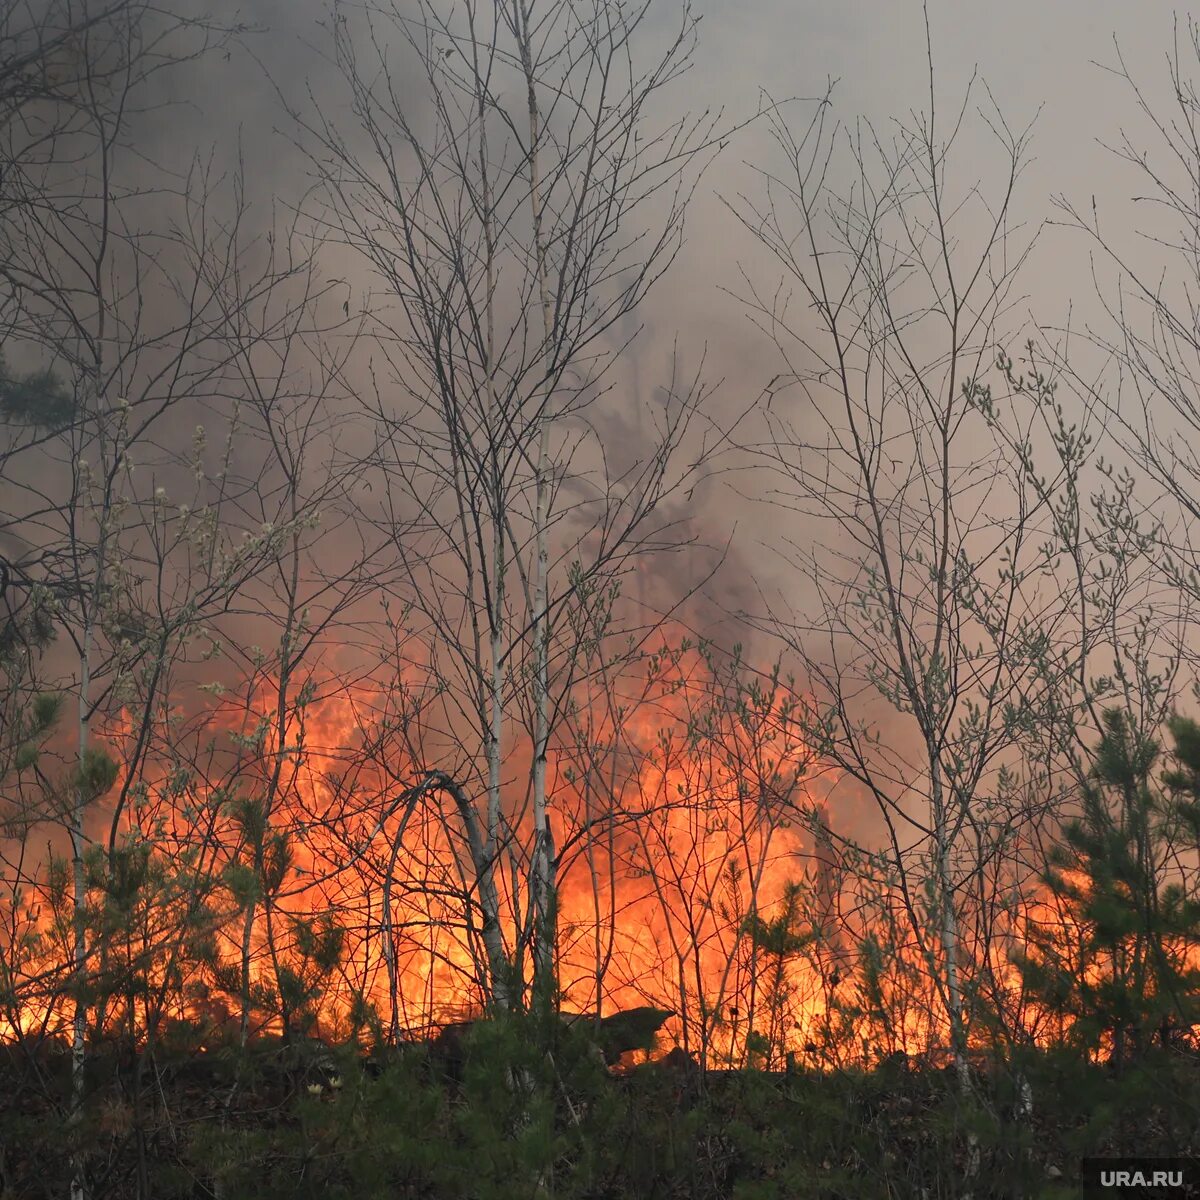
199 2 1192 249
687 0 1194 348
173 0 1198 629
181 0 1195 353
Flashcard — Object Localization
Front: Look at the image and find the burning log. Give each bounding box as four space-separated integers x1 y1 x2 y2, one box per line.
428 1006 676 1079
589 1006 675 1065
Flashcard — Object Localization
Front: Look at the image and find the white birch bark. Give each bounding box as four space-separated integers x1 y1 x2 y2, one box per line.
514 0 557 1001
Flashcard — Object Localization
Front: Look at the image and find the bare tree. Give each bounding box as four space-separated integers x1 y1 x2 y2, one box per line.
0 5 380 1195
1046 18 1200 698
296 0 741 1015
727 56 1100 1122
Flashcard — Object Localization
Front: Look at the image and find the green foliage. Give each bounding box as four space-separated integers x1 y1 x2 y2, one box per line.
1163 713 1200 843
1015 709 1200 1065
0 587 57 659
0 354 76 429
30 690 63 730
739 881 814 1069
12 740 39 769
276 912 347 1039
74 746 120 801
2 1015 1198 1199
741 884 813 960
0 690 64 780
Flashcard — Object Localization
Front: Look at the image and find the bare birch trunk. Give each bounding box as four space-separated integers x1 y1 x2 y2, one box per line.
478 29 512 1013
515 0 557 1003
931 767 977 1197
70 619 93 1200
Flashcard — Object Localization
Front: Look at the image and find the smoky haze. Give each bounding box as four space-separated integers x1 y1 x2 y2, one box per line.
4 0 1190 874
173 0 1199 947
5 1 1200 1147
142 0 1187 649
5 0 1186 915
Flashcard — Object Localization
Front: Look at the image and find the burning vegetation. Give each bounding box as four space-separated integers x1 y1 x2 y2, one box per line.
1 1 1200 1198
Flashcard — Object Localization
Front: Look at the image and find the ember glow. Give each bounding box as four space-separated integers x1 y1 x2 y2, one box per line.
0 0 1197 1108
0 640 1110 1069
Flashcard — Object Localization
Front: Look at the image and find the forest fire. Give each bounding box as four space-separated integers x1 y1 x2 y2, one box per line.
4 636 1196 1093
0 653 1115 1072
3 1 1200 1196
3 652 836 1061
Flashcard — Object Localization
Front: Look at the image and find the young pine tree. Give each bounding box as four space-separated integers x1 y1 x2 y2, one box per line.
1016 710 1200 1066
